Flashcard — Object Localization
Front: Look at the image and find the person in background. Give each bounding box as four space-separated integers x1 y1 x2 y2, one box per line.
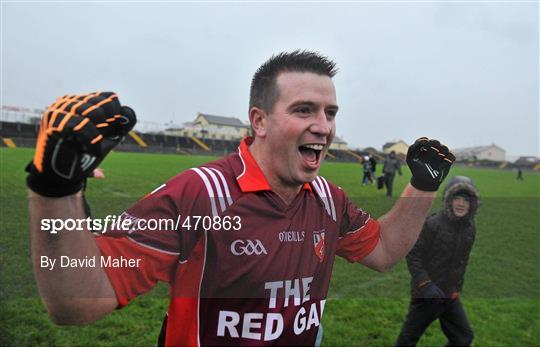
516 166 524 180
369 154 377 180
395 176 479 347
362 155 373 185
382 151 402 197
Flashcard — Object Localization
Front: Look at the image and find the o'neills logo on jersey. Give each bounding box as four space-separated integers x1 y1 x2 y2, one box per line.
230 239 267 256
278 231 305 243
313 230 326 262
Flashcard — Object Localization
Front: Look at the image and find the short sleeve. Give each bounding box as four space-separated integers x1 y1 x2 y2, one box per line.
336 192 380 263
94 169 209 307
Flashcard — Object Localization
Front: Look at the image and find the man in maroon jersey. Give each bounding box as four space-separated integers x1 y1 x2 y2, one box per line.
28 51 454 346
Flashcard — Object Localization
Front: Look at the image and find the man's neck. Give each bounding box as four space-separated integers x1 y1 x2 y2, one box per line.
249 140 302 206
271 184 302 206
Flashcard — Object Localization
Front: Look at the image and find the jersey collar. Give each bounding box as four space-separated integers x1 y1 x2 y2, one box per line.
236 136 312 193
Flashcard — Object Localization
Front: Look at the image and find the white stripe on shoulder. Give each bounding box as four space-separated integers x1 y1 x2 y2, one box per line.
312 177 326 197
319 176 336 221
209 167 233 206
311 178 331 217
191 168 218 217
150 183 166 195
202 167 226 213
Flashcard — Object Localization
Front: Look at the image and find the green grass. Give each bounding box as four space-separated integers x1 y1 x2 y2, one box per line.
1 147 539 346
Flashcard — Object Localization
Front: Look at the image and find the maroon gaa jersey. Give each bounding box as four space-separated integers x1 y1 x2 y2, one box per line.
95 137 380 346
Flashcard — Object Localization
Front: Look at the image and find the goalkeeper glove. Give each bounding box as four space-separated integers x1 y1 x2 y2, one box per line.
407 137 455 191
26 92 136 197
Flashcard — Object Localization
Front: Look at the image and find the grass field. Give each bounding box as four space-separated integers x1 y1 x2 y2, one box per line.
1 147 539 346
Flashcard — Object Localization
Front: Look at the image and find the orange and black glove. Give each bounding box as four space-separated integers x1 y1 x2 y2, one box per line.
26 92 136 197
406 137 455 191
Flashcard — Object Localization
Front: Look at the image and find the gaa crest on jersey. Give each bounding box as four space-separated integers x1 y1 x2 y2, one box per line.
313 230 326 262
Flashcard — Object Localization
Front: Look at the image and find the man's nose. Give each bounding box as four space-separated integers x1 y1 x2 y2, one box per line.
310 111 332 136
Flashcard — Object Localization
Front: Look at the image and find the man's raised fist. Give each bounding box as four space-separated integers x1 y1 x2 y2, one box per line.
26 92 136 197
406 137 455 192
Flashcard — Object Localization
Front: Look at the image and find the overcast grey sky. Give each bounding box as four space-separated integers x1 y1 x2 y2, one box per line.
2 1 538 157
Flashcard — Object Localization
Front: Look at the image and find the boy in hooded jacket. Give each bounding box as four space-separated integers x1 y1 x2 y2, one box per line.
395 176 479 347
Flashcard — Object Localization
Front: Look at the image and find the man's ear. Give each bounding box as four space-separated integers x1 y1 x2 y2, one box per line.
249 107 268 137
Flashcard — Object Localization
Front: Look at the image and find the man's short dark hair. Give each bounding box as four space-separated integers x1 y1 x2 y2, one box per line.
249 50 338 113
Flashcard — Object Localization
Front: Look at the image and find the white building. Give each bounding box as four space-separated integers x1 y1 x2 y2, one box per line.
453 144 506 162
164 113 250 140
382 140 409 156
330 136 349 150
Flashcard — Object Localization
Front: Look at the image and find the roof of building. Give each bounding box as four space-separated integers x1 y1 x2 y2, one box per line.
197 113 249 128
362 146 378 153
515 156 540 164
333 136 347 144
453 144 505 154
382 140 407 150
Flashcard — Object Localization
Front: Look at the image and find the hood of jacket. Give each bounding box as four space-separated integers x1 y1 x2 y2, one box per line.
442 176 480 221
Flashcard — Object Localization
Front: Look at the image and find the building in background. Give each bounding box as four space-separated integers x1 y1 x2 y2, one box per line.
382 140 408 156
330 136 348 150
453 144 506 162
1 105 44 124
514 156 539 165
164 113 250 140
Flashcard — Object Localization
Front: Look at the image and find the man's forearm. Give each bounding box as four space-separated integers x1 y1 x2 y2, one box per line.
377 184 436 267
29 190 117 324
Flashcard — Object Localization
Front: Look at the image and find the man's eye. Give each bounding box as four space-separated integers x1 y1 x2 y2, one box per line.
296 107 312 114
326 110 337 118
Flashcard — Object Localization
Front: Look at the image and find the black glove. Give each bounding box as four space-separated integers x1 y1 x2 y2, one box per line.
26 92 136 197
407 137 455 191
419 282 446 299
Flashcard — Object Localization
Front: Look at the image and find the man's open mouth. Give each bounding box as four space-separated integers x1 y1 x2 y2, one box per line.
299 144 324 165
